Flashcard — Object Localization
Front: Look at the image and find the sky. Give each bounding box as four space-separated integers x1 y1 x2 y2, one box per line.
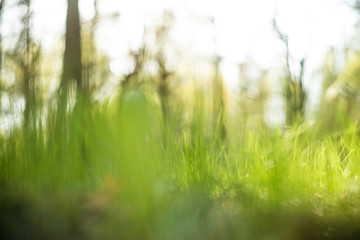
4 0 355 76
12 0 355 68
1 0 359 124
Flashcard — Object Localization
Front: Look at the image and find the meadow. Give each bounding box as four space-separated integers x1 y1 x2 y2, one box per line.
1 90 360 240
2 0 360 239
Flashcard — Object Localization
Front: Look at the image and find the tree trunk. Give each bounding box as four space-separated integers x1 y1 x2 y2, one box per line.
0 0 4 80
273 18 306 126
23 0 34 126
60 0 82 103
55 0 83 156
0 0 5 109
213 56 226 140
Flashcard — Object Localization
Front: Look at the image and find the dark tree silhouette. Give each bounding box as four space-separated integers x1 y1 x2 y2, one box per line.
60 0 82 104
0 0 4 79
0 0 5 111
210 17 226 140
273 18 306 126
121 40 147 91
8 0 40 126
154 11 175 123
213 55 226 140
54 0 83 155
22 0 38 126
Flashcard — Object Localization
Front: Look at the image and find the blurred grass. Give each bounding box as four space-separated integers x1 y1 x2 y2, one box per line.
1 91 360 239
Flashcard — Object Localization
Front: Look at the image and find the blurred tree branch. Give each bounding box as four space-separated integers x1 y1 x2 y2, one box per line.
273 17 306 125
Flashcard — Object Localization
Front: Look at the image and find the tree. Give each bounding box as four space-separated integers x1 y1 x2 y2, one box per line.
121 32 147 91
273 18 306 126
210 17 226 140
54 0 83 153
82 0 99 94
213 55 226 140
0 0 5 79
0 0 5 110
82 0 115 97
55 0 92 179
59 0 82 108
154 11 175 124
22 0 39 126
8 0 40 126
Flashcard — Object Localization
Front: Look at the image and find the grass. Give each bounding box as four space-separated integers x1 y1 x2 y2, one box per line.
1 91 360 239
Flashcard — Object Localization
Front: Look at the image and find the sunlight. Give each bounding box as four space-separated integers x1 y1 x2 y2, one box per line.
22 0 357 87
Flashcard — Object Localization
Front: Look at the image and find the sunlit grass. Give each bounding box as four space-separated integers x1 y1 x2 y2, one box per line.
1 91 360 239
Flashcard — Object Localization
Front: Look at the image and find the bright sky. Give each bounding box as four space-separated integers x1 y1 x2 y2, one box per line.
14 0 356 66
3 0 354 74
2 0 359 124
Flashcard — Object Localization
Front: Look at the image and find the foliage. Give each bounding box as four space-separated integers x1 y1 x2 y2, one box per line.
1 91 360 239
2 1 360 239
